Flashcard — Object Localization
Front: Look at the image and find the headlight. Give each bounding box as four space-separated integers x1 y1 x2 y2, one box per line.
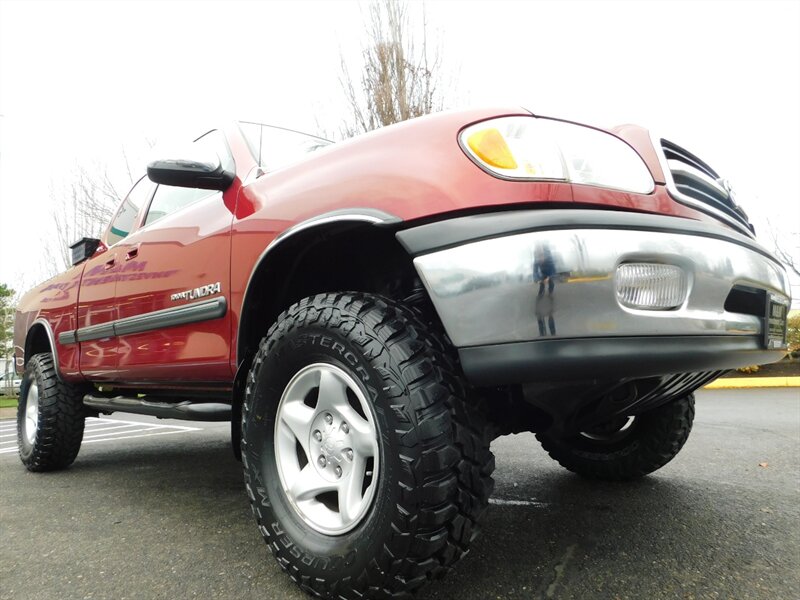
460 116 655 194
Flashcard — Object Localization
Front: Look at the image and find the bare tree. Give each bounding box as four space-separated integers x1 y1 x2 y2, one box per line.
42 147 148 277
338 0 444 138
765 220 800 279
772 237 800 279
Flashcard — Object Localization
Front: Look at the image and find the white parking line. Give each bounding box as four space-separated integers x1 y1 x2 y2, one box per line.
83 417 200 431
83 427 173 440
79 424 144 434
489 498 550 508
82 429 201 444
85 418 127 427
0 417 202 455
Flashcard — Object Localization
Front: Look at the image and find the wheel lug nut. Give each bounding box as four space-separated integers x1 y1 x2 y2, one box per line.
344 448 353 461
313 430 322 442
324 413 333 424
334 466 342 478
318 455 327 468
341 422 349 434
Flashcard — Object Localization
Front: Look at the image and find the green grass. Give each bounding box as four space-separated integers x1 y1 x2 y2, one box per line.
0 396 18 409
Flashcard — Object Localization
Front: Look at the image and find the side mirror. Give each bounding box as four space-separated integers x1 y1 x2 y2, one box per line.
147 145 234 191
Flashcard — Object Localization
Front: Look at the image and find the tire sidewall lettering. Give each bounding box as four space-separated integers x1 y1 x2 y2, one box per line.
244 321 400 578
289 333 372 384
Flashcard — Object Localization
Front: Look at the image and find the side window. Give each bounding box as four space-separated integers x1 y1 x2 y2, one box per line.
238 122 330 172
143 130 233 227
238 122 262 163
106 176 154 246
144 185 215 227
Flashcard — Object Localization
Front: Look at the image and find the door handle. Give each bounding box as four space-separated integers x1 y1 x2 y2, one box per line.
125 245 140 261
104 257 116 270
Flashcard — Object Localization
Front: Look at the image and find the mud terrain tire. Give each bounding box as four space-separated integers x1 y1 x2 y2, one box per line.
17 353 86 471
242 293 494 599
537 395 695 481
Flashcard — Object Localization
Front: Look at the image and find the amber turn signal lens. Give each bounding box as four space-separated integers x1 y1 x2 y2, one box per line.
466 128 518 170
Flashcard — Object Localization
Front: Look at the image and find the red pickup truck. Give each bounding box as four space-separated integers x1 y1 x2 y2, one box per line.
13 107 791 599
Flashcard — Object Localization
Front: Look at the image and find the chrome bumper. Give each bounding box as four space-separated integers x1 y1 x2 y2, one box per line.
407 215 791 350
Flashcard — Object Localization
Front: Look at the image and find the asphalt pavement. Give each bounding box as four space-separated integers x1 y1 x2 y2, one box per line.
1 388 798 600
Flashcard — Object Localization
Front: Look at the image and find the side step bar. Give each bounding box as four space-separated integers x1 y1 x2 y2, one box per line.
83 395 231 422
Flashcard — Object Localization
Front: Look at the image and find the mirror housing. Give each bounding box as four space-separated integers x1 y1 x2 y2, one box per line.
70 237 102 266
147 146 234 191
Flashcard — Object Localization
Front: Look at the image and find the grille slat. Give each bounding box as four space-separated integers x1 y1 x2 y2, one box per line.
662 140 720 179
661 138 754 235
673 181 745 221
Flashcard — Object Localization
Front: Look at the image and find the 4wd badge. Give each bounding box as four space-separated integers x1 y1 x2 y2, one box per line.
171 282 222 302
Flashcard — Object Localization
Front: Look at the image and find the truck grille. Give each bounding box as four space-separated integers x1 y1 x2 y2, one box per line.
661 139 754 235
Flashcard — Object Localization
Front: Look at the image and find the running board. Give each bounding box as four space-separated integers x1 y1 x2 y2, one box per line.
83 395 231 422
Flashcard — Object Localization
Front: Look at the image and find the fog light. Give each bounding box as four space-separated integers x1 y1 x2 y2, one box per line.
615 263 687 310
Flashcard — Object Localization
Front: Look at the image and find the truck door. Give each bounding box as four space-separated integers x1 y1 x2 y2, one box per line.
112 130 237 382
76 176 155 379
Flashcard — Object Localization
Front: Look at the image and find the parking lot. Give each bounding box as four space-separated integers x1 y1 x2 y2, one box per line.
1 388 798 600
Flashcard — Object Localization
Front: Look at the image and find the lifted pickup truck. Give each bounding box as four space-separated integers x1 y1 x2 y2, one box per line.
13 107 791 599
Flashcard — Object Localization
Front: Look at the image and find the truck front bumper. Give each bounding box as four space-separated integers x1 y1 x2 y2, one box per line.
397 209 791 386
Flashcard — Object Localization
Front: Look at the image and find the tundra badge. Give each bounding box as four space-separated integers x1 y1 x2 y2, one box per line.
171 282 222 302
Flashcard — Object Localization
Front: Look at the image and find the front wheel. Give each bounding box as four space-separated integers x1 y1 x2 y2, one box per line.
536 395 695 481
242 293 494 599
17 353 86 471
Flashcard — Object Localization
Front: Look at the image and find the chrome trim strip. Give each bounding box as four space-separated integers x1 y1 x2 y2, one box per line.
269 209 399 248
59 297 228 345
649 131 754 238
30 318 61 376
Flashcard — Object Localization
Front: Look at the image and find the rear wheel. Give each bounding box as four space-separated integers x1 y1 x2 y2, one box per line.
242 293 494 599
536 395 695 481
17 353 86 471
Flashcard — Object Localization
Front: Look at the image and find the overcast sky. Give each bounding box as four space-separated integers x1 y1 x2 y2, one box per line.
0 0 798 304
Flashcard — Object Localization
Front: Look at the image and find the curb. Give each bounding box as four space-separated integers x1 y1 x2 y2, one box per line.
705 376 800 389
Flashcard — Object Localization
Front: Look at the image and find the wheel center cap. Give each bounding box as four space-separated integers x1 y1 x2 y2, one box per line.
321 431 343 460
274 362 381 535
309 411 353 481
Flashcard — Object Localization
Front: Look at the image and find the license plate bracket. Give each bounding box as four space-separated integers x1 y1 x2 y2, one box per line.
765 294 788 350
